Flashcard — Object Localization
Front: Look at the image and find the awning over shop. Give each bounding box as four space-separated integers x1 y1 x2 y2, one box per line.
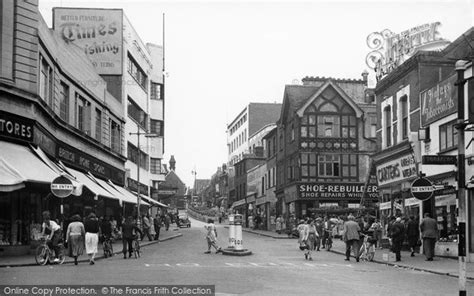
30 145 83 196
107 181 150 206
0 141 59 192
64 166 115 200
141 195 168 207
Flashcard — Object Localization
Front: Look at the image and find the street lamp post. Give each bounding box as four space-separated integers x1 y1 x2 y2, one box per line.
130 124 158 230
455 60 468 296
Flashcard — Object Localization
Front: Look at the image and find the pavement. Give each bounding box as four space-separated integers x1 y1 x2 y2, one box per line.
0 227 182 268
239 226 474 281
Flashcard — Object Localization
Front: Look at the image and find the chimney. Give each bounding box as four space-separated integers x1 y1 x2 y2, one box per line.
169 155 176 171
361 70 369 86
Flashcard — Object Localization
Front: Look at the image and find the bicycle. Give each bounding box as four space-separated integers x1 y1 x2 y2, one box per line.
324 229 333 251
132 235 141 258
35 238 66 265
102 235 114 258
359 233 376 262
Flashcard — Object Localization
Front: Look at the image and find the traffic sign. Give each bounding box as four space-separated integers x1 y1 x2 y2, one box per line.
51 175 74 198
422 155 457 165
410 177 434 201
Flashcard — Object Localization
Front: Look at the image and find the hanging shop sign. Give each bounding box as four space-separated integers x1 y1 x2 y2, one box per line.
422 155 457 165
420 75 457 126
366 22 450 81
376 154 417 187
53 8 123 75
51 176 74 198
0 110 34 142
298 183 378 201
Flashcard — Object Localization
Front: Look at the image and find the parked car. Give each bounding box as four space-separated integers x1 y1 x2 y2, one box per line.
178 215 191 228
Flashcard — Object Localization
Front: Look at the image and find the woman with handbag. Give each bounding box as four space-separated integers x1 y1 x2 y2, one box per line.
302 220 318 260
66 214 85 265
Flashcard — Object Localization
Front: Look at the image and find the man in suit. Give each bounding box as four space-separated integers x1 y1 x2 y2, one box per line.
420 212 438 261
343 215 361 262
390 217 405 262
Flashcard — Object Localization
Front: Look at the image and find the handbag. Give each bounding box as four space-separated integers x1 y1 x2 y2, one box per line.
299 241 308 251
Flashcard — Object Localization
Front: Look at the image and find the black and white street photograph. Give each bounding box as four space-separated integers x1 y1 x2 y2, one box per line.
1 0 474 295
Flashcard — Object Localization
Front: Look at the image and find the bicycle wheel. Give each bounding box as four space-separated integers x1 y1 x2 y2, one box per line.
35 245 49 265
103 242 109 258
108 242 114 256
327 238 332 251
57 245 66 264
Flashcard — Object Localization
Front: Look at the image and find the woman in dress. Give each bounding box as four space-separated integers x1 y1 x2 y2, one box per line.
66 214 85 265
204 219 222 254
275 216 282 234
302 219 318 261
84 213 100 265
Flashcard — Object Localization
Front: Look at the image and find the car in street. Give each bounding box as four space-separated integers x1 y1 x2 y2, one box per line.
178 214 191 228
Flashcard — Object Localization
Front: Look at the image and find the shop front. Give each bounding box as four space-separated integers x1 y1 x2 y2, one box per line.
294 182 378 218
375 151 418 225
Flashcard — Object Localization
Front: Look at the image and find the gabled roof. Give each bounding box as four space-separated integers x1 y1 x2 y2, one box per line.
296 80 364 118
280 85 320 124
164 170 185 188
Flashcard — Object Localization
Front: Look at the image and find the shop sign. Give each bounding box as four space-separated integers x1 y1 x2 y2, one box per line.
53 8 123 75
298 183 378 201
33 128 56 156
57 145 125 185
127 177 149 196
434 185 456 196
420 75 457 126
404 197 420 207
0 110 34 142
51 176 74 198
422 155 457 165
376 154 417 187
379 201 391 210
366 22 449 81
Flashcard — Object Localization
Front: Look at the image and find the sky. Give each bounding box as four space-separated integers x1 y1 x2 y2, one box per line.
38 0 474 188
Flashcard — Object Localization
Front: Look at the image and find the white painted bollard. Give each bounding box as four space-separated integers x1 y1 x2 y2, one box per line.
228 215 236 248
221 213 251 256
234 214 243 251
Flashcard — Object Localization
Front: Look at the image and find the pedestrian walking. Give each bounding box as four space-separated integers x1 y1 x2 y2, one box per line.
275 216 283 234
287 215 296 238
141 214 153 241
149 215 156 238
164 214 171 231
84 213 100 265
370 219 383 249
66 214 85 265
343 215 361 262
204 219 222 254
121 216 142 259
406 216 420 257
420 213 438 261
390 217 405 262
315 218 323 251
154 214 162 241
302 220 318 260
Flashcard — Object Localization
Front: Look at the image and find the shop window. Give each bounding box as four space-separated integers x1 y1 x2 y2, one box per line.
110 119 121 153
59 82 69 122
150 82 162 100
95 108 102 142
75 93 91 135
127 53 147 90
384 105 392 147
127 97 148 131
127 142 149 170
318 155 340 177
150 119 164 136
400 96 408 140
439 120 457 152
150 158 161 174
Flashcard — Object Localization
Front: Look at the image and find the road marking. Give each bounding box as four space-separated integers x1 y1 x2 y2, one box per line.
145 262 354 269
176 263 200 267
